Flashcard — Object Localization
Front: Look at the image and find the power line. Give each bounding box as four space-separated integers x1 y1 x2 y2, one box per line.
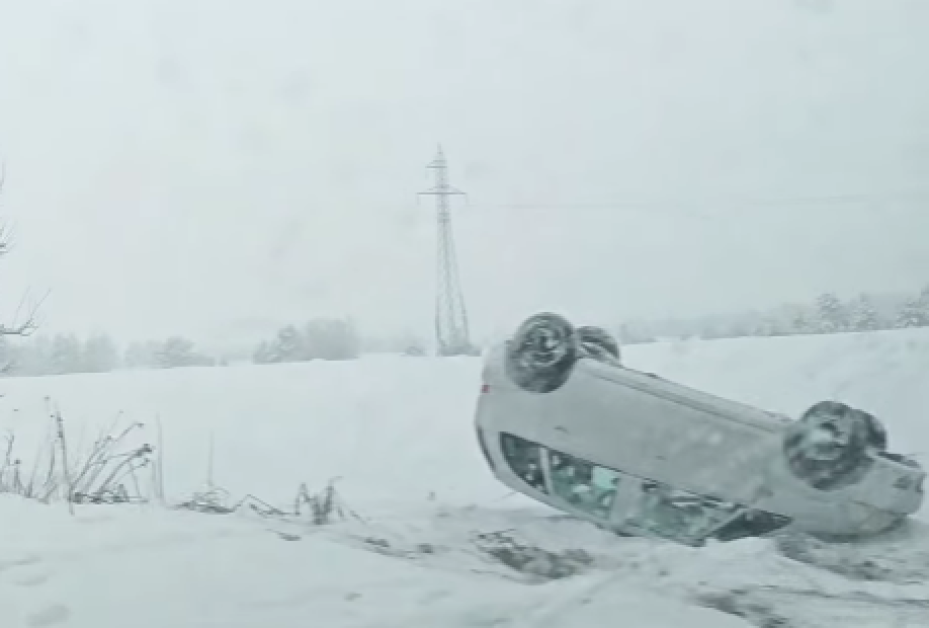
464 188 929 213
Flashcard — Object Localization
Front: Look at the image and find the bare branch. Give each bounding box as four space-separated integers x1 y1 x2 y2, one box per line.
0 164 44 339
0 164 12 260
0 288 49 338
0 221 16 259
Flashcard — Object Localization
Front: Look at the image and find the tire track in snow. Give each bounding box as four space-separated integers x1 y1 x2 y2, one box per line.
24 604 71 628
0 554 71 627
735 585 929 628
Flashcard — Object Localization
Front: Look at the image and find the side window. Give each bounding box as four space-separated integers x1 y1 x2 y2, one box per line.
626 481 742 541
711 509 792 542
548 450 621 519
500 433 548 493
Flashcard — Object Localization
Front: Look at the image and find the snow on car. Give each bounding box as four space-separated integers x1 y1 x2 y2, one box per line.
474 313 925 547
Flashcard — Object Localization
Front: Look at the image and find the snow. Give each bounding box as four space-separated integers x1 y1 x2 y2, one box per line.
1 328 928 627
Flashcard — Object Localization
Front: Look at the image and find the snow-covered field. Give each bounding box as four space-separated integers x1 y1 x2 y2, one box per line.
1 328 928 627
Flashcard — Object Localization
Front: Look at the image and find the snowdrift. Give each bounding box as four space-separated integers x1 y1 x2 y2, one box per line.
0 328 927 627
3 328 927 509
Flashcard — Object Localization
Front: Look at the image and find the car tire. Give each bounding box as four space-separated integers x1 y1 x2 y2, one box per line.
858 409 887 452
505 313 579 393
576 326 621 365
783 401 880 491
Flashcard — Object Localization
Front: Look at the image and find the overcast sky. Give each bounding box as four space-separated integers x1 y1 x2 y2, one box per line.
0 0 927 347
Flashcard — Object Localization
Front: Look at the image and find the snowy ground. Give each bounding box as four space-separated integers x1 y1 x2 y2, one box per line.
1 328 928 627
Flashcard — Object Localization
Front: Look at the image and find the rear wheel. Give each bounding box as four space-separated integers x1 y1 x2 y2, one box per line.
859 409 887 452
576 326 621 365
783 401 884 491
505 313 579 393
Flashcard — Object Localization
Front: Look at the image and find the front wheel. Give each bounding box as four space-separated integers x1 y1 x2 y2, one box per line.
783 401 883 491
505 313 579 393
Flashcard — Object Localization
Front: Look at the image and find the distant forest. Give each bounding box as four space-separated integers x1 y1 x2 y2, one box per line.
2 285 928 377
616 284 929 344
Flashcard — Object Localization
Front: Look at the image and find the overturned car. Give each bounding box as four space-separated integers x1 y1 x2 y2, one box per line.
474 313 925 546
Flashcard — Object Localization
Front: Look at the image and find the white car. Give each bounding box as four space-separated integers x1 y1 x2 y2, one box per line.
474 313 925 546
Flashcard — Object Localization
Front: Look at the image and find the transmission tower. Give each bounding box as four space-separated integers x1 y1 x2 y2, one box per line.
419 145 474 356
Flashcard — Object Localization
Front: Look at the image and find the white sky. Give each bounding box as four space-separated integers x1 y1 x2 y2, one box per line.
0 0 927 346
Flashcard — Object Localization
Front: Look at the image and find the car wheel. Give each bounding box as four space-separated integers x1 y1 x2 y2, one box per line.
576 326 621 365
505 313 579 393
783 401 878 491
858 409 887 452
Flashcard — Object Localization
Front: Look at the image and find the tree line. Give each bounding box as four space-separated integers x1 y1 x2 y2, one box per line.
617 284 929 344
252 318 361 363
0 317 374 377
0 333 218 377
2 286 927 377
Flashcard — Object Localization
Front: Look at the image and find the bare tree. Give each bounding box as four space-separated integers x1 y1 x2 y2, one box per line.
0 168 44 341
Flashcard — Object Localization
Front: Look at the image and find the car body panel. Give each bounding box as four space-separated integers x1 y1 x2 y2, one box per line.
476 342 925 544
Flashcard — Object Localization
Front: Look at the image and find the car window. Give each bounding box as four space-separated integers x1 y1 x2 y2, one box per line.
548 450 620 519
498 435 762 543
623 481 742 542
500 433 548 493
711 509 793 542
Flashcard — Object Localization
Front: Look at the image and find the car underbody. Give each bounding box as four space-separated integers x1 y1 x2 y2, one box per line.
475 313 925 546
